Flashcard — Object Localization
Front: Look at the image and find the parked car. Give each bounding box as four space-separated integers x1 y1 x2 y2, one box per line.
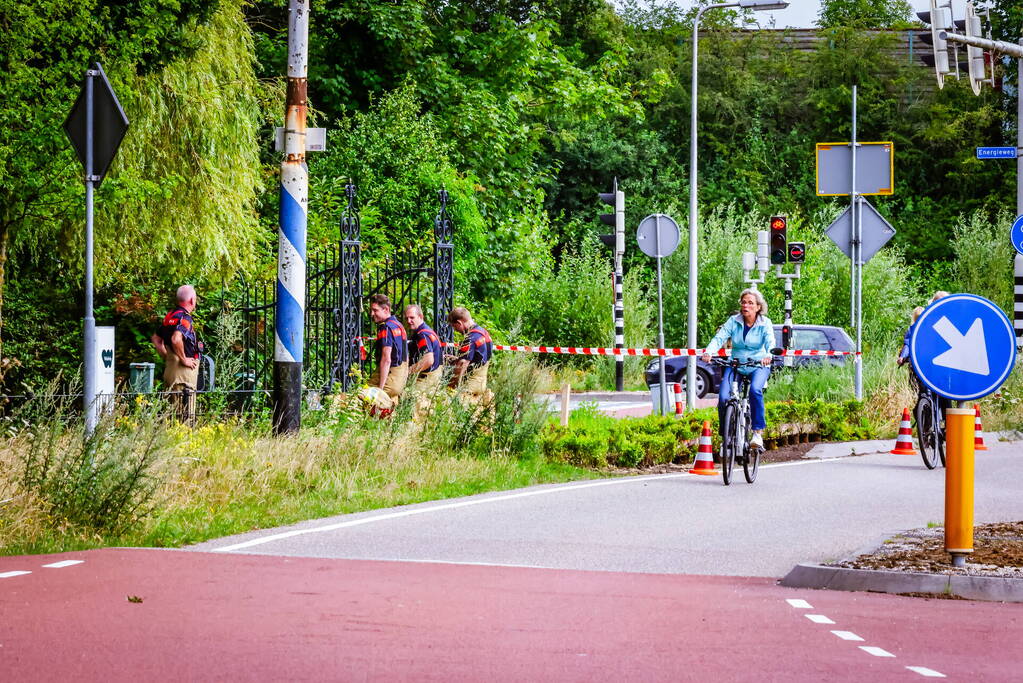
645 324 855 398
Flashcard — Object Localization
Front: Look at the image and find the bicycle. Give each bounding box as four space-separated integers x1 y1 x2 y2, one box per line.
914 384 946 469
903 361 946 470
711 356 774 485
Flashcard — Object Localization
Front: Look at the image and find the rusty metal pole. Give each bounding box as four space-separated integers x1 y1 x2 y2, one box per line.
273 0 309 434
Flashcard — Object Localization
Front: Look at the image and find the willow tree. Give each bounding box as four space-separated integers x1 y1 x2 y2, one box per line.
0 0 265 386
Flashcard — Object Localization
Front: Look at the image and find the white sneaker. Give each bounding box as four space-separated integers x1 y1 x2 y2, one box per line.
750 432 764 449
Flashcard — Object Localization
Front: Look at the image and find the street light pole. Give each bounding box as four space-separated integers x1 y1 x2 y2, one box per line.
686 0 788 410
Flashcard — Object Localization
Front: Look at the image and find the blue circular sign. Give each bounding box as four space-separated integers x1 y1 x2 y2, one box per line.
1012 214 1023 256
910 294 1016 401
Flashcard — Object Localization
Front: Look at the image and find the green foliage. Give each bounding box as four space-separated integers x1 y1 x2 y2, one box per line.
816 0 914 29
542 404 715 468
765 399 875 442
951 209 1014 315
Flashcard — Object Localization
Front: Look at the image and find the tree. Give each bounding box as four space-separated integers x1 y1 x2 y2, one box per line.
816 0 914 29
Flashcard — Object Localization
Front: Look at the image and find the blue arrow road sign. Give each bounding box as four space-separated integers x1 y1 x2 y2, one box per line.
910 294 1016 401
976 147 1018 159
1011 215 1023 256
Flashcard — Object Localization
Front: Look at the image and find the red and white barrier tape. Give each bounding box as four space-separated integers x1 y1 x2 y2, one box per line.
439 341 857 358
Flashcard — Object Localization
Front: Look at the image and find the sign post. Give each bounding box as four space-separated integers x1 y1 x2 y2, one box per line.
910 293 1017 567
63 63 129 435
637 214 680 415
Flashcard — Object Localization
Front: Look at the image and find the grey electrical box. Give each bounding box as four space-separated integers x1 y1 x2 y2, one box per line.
129 362 155 393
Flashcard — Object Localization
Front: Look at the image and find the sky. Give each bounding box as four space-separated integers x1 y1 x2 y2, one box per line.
677 0 933 29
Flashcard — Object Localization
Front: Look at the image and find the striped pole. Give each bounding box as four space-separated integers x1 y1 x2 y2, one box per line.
613 182 625 391
783 276 794 368
273 0 309 434
1015 254 1023 350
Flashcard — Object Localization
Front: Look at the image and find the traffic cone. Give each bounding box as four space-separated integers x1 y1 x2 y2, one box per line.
673 383 684 417
891 408 917 455
974 404 988 451
690 420 717 475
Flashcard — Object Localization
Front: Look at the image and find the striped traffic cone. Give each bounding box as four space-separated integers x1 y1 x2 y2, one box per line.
974 404 988 451
891 408 917 455
673 383 684 417
691 420 717 475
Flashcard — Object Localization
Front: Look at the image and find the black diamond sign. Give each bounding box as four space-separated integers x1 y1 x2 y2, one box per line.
63 62 129 187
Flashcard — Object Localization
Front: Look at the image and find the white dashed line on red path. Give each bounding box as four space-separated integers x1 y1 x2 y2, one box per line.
1 559 85 580
785 597 946 679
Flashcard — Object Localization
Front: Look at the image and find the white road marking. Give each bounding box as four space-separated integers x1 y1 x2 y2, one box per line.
786 599 813 609
42 560 83 569
860 646 895 657
0 571 31 578
906 666 946 678
831 630 864 641
805 614 835 624
212 458 847 553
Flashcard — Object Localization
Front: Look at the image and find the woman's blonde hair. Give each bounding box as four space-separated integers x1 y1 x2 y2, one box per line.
931 290 949 302
910 306 925 323
738 288 768 316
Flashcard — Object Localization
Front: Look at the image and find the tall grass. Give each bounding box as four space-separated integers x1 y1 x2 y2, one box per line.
0 357 591 555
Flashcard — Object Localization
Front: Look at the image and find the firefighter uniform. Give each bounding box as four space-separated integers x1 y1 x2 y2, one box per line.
410 322 444 393
456 324 493 405
158 306 200 422
368 315 409 408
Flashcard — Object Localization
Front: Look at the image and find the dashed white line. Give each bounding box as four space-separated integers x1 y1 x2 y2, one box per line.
786 598 813 609
42 560 84 569
860 646 896 658
805 614 835 624
906 666 946 678
831 630 864 642
0 571 31 579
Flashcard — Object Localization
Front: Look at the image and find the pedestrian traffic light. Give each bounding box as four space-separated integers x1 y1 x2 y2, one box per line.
917 0 955 89
769 215 787 265
597 178 624 252
782 324 792 349
787 241 805 264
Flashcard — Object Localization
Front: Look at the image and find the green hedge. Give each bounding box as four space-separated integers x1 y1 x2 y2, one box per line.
541 400 874 470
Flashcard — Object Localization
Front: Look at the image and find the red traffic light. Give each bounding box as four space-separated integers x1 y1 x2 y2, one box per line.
770 216 786 232
787 241 805 263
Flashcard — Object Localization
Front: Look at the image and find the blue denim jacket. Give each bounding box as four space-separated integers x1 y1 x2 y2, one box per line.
705 314 774 374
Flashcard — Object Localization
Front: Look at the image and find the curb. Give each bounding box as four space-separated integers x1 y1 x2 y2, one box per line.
780 563 1023 602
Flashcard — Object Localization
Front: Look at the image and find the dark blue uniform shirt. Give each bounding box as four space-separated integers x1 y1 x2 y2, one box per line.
375 315 407 366
411 322 443 372
460 325 492 370
159 307 199 358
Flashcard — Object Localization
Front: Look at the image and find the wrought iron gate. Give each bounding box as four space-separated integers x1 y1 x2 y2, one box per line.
227 184 454 397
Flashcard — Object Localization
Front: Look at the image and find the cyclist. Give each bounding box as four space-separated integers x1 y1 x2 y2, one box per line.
700 288 774 449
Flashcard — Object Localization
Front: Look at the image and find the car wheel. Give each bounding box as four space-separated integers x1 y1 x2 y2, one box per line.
680 368 711 398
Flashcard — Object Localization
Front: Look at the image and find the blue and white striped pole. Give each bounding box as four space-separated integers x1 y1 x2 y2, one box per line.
273 0 309 434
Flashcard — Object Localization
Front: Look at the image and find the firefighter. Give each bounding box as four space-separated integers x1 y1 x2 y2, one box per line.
447 307 493 408
363 293 408 415
151 284 201 424
403 304 444 396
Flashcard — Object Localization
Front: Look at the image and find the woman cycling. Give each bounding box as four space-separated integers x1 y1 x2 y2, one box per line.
700 289 774 449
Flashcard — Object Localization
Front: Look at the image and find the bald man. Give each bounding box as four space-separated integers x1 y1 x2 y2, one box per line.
152 285 200 424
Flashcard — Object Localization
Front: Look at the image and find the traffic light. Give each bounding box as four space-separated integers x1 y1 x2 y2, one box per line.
598 178 624 252
781 324 792 349
769 215 787 265
787 241 805 263
917 0 954 88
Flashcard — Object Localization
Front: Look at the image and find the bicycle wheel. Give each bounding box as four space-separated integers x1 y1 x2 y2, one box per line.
743 411 760 484
721 403 736 486
915 396 938 469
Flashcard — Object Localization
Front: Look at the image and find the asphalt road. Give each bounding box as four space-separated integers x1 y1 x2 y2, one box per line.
193 440 1023 577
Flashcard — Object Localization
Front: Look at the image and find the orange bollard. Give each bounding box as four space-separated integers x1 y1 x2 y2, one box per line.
945 408 976 567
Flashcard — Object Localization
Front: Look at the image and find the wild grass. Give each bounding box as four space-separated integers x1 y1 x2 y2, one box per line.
0 356 594 556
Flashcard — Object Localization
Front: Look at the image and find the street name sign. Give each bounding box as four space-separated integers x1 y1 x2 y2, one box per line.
976 147 1018 160
815 142 894 196
636 214 680 258
1010 214 1023 256
910 294 1016 401
824 198 896 264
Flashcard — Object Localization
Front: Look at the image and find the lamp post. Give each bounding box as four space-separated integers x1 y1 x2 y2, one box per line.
686 0 789 410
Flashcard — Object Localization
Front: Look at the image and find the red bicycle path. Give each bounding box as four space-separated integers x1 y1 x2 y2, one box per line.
2 548 1021 681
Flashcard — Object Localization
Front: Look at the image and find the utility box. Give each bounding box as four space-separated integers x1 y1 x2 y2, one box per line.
129 362 155 393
